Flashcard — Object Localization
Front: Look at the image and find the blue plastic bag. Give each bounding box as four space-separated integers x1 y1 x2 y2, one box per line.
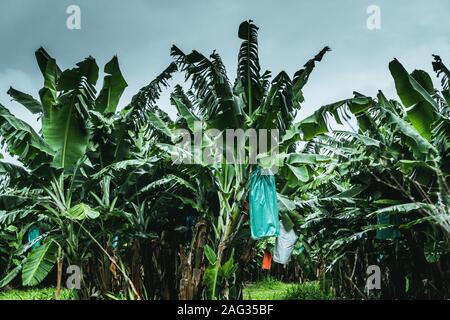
249 167 280 240
27 225 41 249
375 212 400 240
112 234 120 249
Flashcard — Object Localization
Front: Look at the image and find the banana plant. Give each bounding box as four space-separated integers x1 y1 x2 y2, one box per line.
145 20 330 299
0 47 178 299
283 55 450 298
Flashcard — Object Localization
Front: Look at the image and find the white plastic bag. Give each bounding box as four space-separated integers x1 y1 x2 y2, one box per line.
273 220 298 265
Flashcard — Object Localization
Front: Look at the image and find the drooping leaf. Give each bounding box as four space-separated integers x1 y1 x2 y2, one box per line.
171 46 239 129
432 54 450 104
22 241 57 286
7 87 43 114
0 161 31 187
298 100 348 140
121 62 177 128
378 91 437 158
0 104 54 171
0 263 23 288
95 56 128 114
292 46 331 105
369 202 434 217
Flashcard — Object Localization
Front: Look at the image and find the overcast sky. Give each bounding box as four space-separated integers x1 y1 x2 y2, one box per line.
1 0 449 161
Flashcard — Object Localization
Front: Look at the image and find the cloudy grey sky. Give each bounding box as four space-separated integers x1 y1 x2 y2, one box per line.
0 0 449 156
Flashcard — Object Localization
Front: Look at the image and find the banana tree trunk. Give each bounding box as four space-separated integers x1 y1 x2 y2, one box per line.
55 247 63 300
178 220 207 299
131 240 143 298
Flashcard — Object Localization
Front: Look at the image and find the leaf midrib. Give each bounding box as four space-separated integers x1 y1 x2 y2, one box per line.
60 101 74 168
24 243 51 285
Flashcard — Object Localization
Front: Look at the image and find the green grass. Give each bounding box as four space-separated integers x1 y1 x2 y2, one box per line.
282 281 333 300
243 279 333 300
1 282 331 300
0 287 75 300
243 278 297 300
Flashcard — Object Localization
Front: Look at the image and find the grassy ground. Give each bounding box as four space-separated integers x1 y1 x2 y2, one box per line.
0 287 74 300
1 281 331 300
243 279 333 300
243 279 297 300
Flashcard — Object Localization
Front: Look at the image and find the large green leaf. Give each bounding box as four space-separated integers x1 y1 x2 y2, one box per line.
121 62 177 130
0 104 54 171
35 49 93 169
278 193 297 212
432 55 450 105
287 164 309 185
333 130 381 147
0 161 31 187
67 203 100 220
171 46 238 130
146 111 173 139
389 59 437 109
22 241 57 286
7 87 43 114
140 174 196 194
369 202 435 217
35 47 61 80
57 57 99 91
292 46 330 105
0 263 23 288
378 92 437 158
219 256 236 279
95 56 128 114
298 100 348 140
252 71 294 135
42 100 89 169
389 59 437 139
203 263 220 300
204 244 217 265
237 20 261 116
36 48 59 116
397 160 436 185
92 159 155 180
172 96 199 132
405 101 435 140
285 153 331 165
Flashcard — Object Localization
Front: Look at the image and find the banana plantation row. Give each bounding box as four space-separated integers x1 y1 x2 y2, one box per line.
0 21 449 299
